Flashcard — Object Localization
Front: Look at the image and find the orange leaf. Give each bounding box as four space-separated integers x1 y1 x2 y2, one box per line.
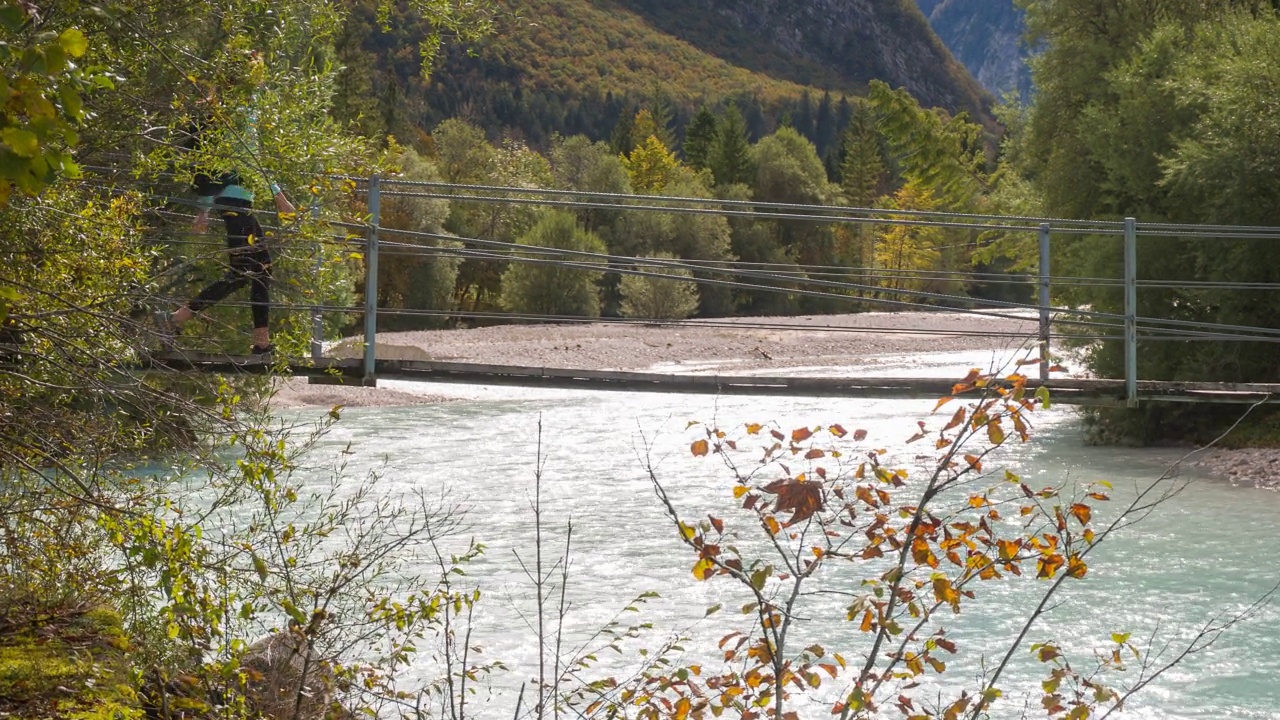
912 538 939 568
997 539 1021 561
792 427 814 442
805 448 825 460
746 423 763 435
943 407 966 432
764 516 781 535
859 609 874 632
1067 554 1088 578
934 396 954 411
691 439 709 457
1037 553 1065 579
1069 503 1092 526
829 424 847 438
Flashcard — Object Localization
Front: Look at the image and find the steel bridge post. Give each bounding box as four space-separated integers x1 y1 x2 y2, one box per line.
1038 223 1051 382
1124 217 1138 407
364 175 381 382
310 202 323 362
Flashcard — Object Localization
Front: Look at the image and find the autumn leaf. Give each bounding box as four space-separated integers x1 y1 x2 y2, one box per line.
1037 554 1065 579
709 515 725 533
805 448 825 460
859 610 874 632
987 420 1005 445
912 538 939 568
1069 503 1092 526
932 576 959 608
733 485 749 498
762 478 824 526
997 539 1021 561
792 427 814 443
943 407 966 432
853 428 868 441
1067 555 1088 578
829 424 848 438
746 423 763 434
691 439 709 457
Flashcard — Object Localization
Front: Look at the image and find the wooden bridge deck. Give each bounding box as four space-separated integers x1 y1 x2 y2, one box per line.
139 353 1280 406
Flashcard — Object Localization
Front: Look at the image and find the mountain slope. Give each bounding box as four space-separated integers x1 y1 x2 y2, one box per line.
612 0 990 119
919 0 1032 97
338 0 993 146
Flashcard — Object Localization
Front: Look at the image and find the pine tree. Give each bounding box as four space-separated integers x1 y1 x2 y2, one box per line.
610 108 636 156
708 104 753 187
840 102 886 208
648 88 679 150
814 91 838 160
682 106 718 170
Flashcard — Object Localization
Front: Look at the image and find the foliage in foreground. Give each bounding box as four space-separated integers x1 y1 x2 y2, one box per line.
580 365 1266 720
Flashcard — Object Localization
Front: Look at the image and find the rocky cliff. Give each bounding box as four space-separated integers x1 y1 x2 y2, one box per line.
919 0 1033 97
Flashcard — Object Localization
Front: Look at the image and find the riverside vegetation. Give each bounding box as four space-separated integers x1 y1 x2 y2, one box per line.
3 0 1280 717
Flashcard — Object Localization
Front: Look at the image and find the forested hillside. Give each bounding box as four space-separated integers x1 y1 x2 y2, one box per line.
334 0 992 150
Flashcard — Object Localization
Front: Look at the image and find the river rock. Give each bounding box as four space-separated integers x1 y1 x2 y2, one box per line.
241 631 344 720
1192 448 1280 490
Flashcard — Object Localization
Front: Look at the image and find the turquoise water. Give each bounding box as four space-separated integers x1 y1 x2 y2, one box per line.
292 367 1280 719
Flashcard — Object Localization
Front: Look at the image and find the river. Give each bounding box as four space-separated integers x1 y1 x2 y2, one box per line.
288 350 1280 719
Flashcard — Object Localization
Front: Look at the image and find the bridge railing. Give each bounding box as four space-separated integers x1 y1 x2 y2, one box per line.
76 162 1280 404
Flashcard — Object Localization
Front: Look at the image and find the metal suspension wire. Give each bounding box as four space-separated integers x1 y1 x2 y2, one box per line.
370 229 1280 340
370 189 1100 236
357 177 1127 230
369 223 1136 325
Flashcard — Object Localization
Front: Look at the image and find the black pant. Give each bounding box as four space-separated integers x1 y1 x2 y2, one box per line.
188 200 272 329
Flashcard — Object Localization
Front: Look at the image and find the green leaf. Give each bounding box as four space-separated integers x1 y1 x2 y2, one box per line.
1111 632 1130 645
1035 385 1051 409
252 552 268 581
0 5 25 33
58 28 89 58
59 85 83 120
2 128 40 158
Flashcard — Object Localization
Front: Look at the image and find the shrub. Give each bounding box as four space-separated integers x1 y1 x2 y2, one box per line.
500 211 607 317
618 253 700 320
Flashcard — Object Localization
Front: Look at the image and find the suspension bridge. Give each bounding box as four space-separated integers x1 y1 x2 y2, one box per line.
79 168 1280 406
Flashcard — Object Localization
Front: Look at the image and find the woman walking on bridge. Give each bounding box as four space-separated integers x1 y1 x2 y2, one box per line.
162 57 294 356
